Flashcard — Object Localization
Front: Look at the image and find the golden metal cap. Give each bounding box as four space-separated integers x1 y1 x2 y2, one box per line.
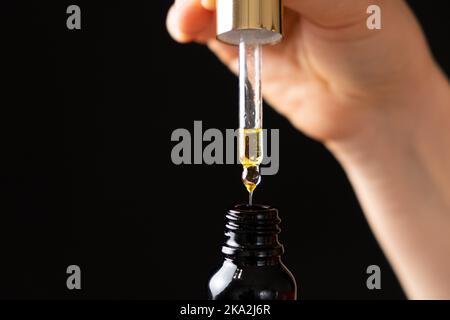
216 0 283 46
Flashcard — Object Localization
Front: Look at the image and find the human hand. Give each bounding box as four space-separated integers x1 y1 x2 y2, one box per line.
167 0 450 299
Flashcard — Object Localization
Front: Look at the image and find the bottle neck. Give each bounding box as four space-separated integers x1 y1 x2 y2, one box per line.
225 256 281 267
222 204 284 266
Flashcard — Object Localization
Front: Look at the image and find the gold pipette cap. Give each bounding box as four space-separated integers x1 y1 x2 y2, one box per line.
216 0 284 46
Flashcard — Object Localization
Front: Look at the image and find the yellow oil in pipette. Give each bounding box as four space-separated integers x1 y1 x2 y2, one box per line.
239 128 262 205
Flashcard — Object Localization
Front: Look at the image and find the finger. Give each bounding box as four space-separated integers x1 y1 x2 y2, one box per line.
193 14 217 44
166 0 215 43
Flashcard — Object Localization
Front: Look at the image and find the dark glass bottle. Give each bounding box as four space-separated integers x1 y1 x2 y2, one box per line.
208 204 297 300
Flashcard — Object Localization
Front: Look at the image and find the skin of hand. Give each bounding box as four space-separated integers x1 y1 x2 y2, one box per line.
167 0 450 299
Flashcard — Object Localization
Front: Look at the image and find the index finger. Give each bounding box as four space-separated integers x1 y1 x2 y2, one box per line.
166 0 215 43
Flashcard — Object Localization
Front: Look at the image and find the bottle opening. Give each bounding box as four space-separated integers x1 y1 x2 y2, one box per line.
223 204 284 259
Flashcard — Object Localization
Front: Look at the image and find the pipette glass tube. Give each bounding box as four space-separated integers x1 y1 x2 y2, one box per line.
238 39 263 206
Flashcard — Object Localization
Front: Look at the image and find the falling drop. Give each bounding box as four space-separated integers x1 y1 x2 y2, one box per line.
242 165 261 205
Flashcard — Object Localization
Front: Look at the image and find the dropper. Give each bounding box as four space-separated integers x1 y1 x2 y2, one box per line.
216 0 284 205
239 41 262 206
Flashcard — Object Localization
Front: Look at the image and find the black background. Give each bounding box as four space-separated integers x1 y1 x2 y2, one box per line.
0 1 448 299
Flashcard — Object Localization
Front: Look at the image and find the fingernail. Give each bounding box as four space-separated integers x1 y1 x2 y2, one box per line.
201 0 216 11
